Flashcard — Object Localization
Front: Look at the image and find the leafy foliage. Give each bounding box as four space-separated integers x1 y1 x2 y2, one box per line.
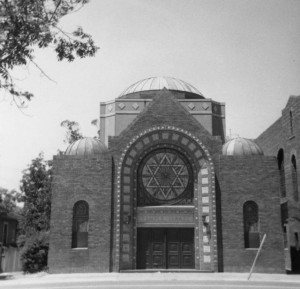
91 118 100 138
60 119 83 144
20 230 49 273
0 187 22 213
17 121 83 272
19 153 52 234
0 0 98 107
17 153 52 272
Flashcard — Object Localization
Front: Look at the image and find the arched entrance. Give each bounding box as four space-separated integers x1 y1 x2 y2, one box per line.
115 126 218 272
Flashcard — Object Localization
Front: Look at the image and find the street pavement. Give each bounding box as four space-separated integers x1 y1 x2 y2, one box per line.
1 272 300 289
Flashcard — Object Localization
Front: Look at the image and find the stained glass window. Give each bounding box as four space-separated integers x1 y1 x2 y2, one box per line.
138 148 193 205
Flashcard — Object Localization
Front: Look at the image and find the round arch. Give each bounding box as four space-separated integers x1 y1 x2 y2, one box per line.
114 126 219 272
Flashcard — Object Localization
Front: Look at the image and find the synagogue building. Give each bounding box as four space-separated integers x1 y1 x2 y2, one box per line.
48 77 300 273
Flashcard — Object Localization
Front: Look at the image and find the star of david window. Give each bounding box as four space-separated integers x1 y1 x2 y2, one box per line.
138 148 193 206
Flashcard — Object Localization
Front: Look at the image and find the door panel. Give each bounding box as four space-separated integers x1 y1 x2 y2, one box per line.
181 228 194 268
137 229 150 269
137 228 194 269
167 229 180 269
152 229 165 268
168 254 179 267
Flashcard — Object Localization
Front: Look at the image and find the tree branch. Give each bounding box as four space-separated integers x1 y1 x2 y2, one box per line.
29 59 57 83
49 0 63 22
42 1 49 22
11 95 32 116
53 25 75 41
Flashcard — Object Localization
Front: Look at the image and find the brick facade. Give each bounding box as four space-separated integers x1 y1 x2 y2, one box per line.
216 156 284 273
256 96 300 272
48 153 112 273
48 78 289 273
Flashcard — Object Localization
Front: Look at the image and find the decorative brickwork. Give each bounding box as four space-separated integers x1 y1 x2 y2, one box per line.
115 126 217 271
49 79 290 274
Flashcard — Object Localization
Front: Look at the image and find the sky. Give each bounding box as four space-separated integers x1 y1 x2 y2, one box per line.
0 0 300 191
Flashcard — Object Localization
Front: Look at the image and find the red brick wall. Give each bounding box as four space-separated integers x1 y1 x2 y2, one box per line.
256 117 284 155
256 97 300 232
217 156 285 273
48 153 112 273
49 90 291 273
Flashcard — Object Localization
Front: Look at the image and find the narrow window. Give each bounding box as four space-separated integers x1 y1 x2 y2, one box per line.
295 233 299 250
2 222 8 246
291 155 299 202
281 203 288 248
277 149 286 198
243 201 260 248
290 110 294 135
72 201 89 248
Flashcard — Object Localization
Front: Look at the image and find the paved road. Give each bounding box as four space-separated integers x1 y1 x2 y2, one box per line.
2 280 300 289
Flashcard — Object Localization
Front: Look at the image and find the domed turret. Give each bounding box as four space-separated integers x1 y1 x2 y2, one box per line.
65 137 108 156
222 137 264 156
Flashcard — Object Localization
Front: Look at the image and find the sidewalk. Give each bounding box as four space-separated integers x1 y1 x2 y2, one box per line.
1 271 300 284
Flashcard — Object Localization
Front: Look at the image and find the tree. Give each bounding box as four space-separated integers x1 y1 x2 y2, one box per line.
60 119 83 144
18 153 52 272
0 0 98 107
19 153 52 234
0 186 22 213
20 120 82 234
18 120 83 272
91 118 100 138
18 121 84 272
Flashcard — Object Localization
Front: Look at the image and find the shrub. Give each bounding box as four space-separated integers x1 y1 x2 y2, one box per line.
20 231 49 273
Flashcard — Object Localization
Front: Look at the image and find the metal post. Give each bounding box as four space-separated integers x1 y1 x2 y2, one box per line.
248 234 267 280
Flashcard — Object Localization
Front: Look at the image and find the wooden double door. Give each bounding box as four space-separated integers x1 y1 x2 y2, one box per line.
137 228 194 269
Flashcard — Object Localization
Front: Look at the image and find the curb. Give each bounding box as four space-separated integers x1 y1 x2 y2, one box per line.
2 272 300 284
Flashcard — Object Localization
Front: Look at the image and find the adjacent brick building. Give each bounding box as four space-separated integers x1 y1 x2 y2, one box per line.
49 76 291 274
256 95 300 273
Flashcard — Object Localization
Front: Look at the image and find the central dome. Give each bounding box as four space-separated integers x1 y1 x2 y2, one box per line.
119 76 204 98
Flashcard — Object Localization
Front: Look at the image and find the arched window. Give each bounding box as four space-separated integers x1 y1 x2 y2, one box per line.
291 155 299 202
243 201 260 248
72 201 89 248
277 149 286 198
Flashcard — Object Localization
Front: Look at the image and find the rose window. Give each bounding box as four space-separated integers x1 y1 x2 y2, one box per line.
138 148 193 205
